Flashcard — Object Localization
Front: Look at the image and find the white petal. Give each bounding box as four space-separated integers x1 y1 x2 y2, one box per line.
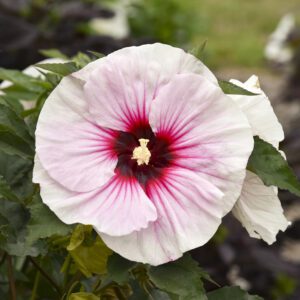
232 171 290 244
100 167 224 266
33 156 157 236
229 76 284 147
35 75 117 192
79 44 218 132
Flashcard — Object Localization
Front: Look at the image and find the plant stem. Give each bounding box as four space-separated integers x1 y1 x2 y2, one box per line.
0 252 7 266
30 270 41 300
62 254 71 289
65 280 80 300
29 257 62 296
7 255 16 300
65 270 81 292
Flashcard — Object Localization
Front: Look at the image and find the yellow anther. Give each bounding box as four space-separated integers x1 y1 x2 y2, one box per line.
132 139 151 165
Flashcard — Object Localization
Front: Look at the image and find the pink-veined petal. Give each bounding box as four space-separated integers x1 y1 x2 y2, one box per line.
149 73 254 215
80 43 217 131
35 75 117 192
100 167 224 265
229 76 284 147
33 156 157 236
232 171 290 244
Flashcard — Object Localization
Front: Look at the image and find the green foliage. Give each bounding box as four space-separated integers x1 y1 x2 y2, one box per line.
0 104 34 159
67 225 112 277
0 94 24 116
127 0 300 68
39 49 69 60
207 286 263 300
178 0 299 68
149 289 172 300
67 224 90 251
36 52 95 76
148 254 207 300
0 199 45 257
72 52 94 69
128 0 202 46
0 64 73 261
0 151 33 201
87 51 105 59
26 194 72 244
69 292 99 300
189 41 208 62
212 225 229 245
0 130 33 159
1 85 41 101
0 68 45 93
271 273 297 300
0 104 33 144
248 136 300 196
69 236 111 277
107 254 137 284
218 80 256 96
0 175 21 203
3 48 300 299
35 62 79 77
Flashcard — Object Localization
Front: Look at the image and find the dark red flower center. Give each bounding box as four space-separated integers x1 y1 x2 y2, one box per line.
113 122 173 186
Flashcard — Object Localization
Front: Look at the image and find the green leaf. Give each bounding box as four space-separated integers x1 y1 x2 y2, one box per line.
39 49 69 60
26 195 71 244
0 175 20 202
40 71 62 87
0 103 33 143
207 286 263 300
0 200 45 256
189 40 207 61
150 289 173 300
0 131 34 159
69 292 99 300
0 103 34 158
0 68 44 93
107 253 137 284
67 224 92 251
128 280 151 300
218 80 257 96
1 85 39 100
0 151 34 202
148 254 207 300
0 151 31 185
72 52 93 68
87 51 105 59
248 136 300 196
0 95 24 116
35 62 79 76
69 235 112 277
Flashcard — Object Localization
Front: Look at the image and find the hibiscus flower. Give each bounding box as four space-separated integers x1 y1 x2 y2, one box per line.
33 43 254 265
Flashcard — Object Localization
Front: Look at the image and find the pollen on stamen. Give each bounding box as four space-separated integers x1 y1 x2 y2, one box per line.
132 138 151 165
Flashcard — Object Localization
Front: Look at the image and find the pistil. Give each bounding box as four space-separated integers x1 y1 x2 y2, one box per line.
132 139 151 165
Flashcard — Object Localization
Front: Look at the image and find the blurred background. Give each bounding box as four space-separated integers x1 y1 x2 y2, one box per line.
1 0 300 299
